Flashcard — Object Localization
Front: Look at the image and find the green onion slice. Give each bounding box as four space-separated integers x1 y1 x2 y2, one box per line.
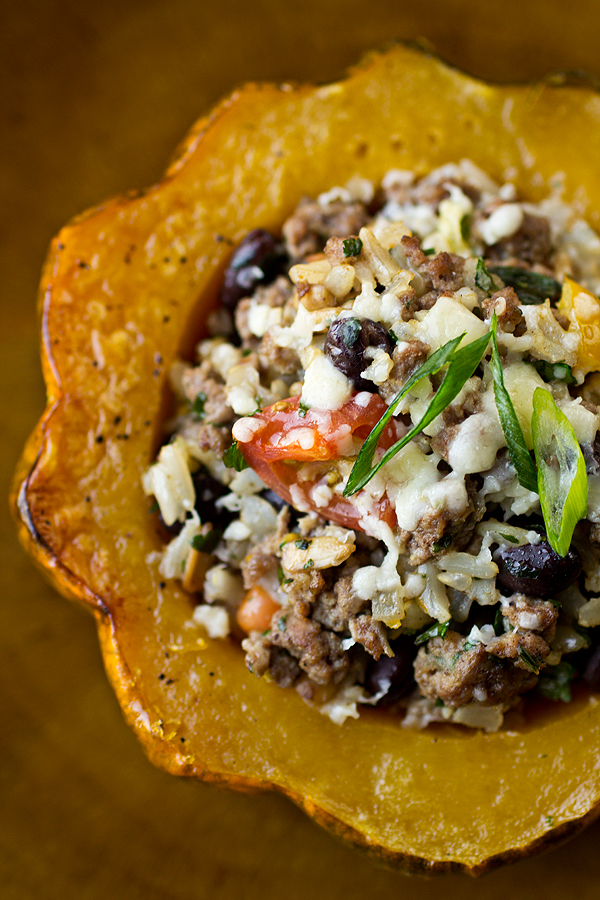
489 316 539 493
345 326 492 496
531 387 588 557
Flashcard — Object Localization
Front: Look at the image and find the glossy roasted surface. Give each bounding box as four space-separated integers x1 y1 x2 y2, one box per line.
6 0 600 895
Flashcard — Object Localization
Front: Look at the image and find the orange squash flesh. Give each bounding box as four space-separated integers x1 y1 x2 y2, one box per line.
12 45 600 874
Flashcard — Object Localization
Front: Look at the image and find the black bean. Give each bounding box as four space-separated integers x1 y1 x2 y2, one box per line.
365 636 416 705
325 316 394 391
220 229 286 311
495 541 582 598
192 468 233 530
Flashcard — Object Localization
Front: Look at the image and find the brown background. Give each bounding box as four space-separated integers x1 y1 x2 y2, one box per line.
4 1 600 897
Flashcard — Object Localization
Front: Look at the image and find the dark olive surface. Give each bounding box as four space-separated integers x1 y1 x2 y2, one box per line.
221 229 286 311
365 636 417 704
496 541 582 598
325 316 394 391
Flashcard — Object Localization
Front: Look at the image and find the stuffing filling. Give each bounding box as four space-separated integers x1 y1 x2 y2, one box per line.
143 159 600 731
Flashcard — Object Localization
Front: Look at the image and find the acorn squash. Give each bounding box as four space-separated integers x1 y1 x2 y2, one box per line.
12 44 600 875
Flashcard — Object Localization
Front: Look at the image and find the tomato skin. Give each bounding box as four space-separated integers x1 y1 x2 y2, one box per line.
233 394 400 532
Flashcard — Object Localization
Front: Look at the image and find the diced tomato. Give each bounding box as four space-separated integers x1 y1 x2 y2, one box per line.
234 394 400 532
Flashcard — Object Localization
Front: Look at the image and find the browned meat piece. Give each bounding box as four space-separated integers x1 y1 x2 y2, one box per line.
382 178 450 210
431 389 484 461
269 648 301 688
400 235 466 292
311 590 348 632
397 483 478 565
333 572 366 619
233 276 293 345
401 233 429 268
242 635 301 687
487 630 551 670
269 609 350 685
258 331 301 379
181 360 233 425
278 568 326 618
241 544 279 590
481 286 524 333
398 508 449 566
283 197 369 260
424 251 465 292
349 615 392 660
389 340 429 380
379 339 430 401
486 212 553 267
242 632 271 677
414 630 540 708
233 297 254 343
311 565 367 632
196 423 230 456
500 594 558 643
324 235 361 265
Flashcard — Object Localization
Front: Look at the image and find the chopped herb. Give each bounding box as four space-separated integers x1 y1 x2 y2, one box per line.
277 616 287 632
423 247 436 256
191 530 222 554
532 359 577 385
295 538 310 550
489 315 539 492
415 621 450 646
545 816 554 826
537 661 576 703
493 609 505 635
191 391 207 419
277 566 294 587
432 534 452 553
388 329 399 345
475 258 496 294
532 387 588 557
298 401 310 418
303 558 315 569
345 327 492 496
462 639 479 652
499 533 520 544
518 646 541 674
342 237 363 258
223 441 249 471
573 623 592 646
488 265 561 304
460 214 470 242
435 697 445 707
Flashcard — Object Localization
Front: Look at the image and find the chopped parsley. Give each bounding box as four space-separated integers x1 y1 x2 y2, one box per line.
342 237 363 258
475 258 496 294
277 566 294 587
191 530 222 554
223 441 249 471
518 646 541 674
536 661 576 703
488 265 561 305
191 391 207 419
415 621 450 646
532 359 577 385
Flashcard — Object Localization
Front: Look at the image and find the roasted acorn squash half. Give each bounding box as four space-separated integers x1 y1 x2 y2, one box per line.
12 44 600 874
